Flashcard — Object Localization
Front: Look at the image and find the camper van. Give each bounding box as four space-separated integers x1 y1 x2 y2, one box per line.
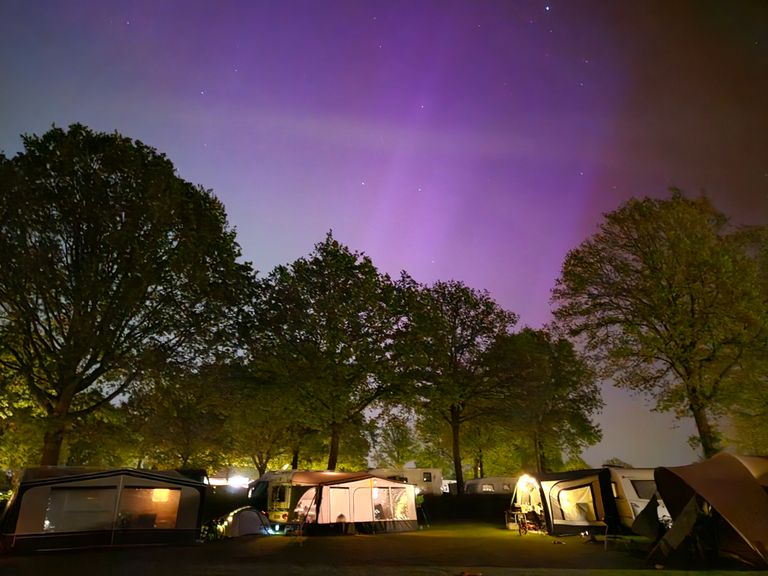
368 468 443 496
248 470 418 533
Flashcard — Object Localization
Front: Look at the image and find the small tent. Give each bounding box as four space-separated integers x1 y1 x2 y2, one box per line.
512 468 619 536
218 506 272 537
650 453 768 567
0 467 205 551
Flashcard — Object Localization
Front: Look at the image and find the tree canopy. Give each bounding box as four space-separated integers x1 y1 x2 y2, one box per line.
0 124 253 464
407 280 518 492
484 329 603 473
552 192 767 457
244 232 408 470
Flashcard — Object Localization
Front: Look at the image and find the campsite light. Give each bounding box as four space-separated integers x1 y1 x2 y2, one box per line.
518 474 539 492
226 475 250 488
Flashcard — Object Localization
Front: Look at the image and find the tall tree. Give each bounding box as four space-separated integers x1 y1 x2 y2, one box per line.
246 233 406 470
408 280 518 493
486 329 603 473
552 192 767 457
0 124 252 464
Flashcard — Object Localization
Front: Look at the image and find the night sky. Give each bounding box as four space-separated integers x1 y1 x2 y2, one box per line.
2 0 767 467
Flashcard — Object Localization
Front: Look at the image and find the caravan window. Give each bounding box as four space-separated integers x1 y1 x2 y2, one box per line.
271 484 288 506
118 487 181 529
422 472 432 482
44 487 117 533
481 484 495 493
630 479 656 500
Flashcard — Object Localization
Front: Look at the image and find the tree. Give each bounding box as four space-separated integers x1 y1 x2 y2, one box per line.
245 233 407 470
0 124 252 464
369 408 424 469
552 192 768 458
125 369 231 470
224 376 294 475
408 280 518 493
485 329 603 473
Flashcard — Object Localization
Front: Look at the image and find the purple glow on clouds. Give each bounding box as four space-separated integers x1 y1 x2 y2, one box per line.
1 1 766 467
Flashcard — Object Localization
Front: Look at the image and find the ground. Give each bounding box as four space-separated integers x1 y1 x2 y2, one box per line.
0 522 753 576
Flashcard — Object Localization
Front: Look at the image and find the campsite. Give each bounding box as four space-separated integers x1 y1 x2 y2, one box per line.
2 455 768 574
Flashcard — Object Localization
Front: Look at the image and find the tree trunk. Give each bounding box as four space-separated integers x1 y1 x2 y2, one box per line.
291 447 300 470
533 430 543 474
690 401 719 458
450 406 464 495
478 448 484 479
252 454 268 476
327 423 341 470
41 423 66 466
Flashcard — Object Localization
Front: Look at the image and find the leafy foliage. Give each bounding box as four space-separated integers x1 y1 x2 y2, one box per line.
407 280 518 492
369 408 424 469
0 124 252 464
244 233 406 469
484 329 603 473
124 368 231 470
552 192 767 457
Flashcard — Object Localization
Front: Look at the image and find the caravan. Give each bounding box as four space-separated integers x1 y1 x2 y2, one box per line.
368 468 443 496
607 467 670 530
465 476 518 494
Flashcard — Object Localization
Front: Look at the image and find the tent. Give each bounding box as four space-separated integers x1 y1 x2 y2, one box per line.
249 470 373 528
0 467 205 551
250 470 418 534
512 468 619 536
217 506 272 537
650 453 768 567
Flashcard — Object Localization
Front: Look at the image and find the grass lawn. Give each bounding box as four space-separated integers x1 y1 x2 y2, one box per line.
0 522 758 575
